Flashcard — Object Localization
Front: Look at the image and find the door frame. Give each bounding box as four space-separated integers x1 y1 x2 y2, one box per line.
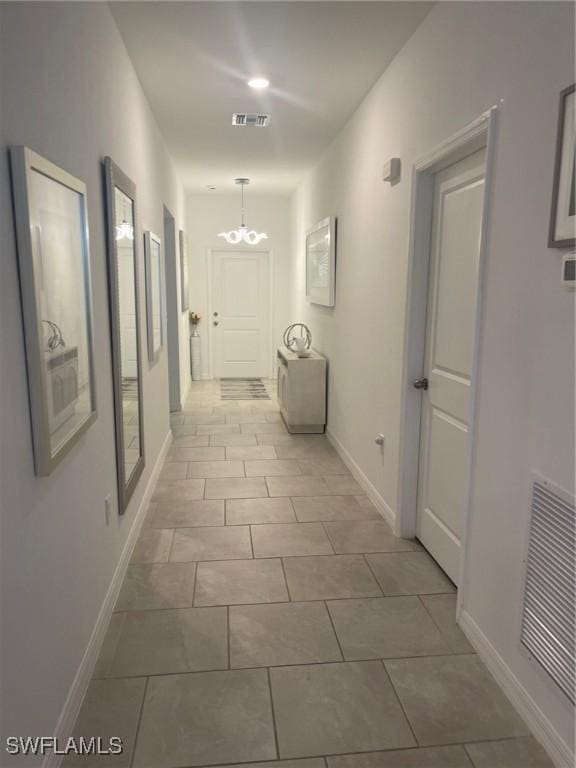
397 106 499 605
163 206 181 411
206 248 275 380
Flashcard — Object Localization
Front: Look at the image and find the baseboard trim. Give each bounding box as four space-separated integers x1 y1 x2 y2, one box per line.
326 429 396 529
459 609 574 768
45 430 173 768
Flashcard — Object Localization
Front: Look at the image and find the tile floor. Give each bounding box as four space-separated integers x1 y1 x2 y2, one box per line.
67 380 553 768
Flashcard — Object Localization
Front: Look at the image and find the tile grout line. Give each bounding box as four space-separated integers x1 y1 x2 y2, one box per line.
323 600 345 662
266 667 281 761
128 675 150 768
361 554 385 596
380 659 420 748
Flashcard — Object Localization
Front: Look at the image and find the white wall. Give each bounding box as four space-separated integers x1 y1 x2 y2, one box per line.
0 3 186 759
290 1 574 762
186 193 292 379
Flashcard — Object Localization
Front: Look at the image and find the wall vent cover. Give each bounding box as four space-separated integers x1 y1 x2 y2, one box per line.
232 113 270 127
521 475 575 703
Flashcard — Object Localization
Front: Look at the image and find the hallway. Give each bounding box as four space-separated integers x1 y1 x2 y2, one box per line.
69 382 551 767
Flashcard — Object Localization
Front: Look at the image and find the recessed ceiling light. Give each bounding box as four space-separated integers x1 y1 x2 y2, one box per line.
248 77 270 90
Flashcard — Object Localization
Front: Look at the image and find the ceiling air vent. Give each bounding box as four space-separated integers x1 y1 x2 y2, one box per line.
232 113 270 128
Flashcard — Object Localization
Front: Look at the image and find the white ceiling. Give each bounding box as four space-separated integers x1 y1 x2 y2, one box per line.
111 2 432 194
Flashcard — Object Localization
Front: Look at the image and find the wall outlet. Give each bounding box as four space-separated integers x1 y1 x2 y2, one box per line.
105 495 112 525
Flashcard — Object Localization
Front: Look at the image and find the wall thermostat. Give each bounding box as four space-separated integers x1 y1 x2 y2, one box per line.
561 253 575 289
382 157 401 184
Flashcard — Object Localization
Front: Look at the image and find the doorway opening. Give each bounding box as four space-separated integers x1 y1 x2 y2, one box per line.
398 108 498 598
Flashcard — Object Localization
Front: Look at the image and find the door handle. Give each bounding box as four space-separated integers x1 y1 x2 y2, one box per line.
213 321 219 326
413 378 429 390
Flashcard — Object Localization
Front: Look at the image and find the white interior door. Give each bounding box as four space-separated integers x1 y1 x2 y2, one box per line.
416 148 486 584
210 250 270 378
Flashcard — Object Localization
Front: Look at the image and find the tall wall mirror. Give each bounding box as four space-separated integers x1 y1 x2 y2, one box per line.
103 157 145 513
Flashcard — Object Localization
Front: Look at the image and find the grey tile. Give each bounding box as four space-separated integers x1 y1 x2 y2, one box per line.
212 761 324 768
385 655 529 745
115 563 196 611
106 607 227 677
184 414 226 425
206 477 269 499
245 460 302 476
195 558 289 606
227 498 296 525
257 433 327 447
171 526 252 562
133 669 276 768
169 446 225 462
420 594 475 653
465 737 554 768
227 413 268 424
297 456 350 475
152 479 205 503
188 460 245 479
226 445 277 460
197 423 241 435
283 555 382 600
293 495 381 522
63 677 146 767
131 528 173 564
252 523 333 557
211 434 258 447
230 602 342 668
159 462 188 481
242 422 288 434
275 444 338 459
328 746 473 768
147 500 225 528
323 474 364 494
267 476 331 497
171 435 211 447
172 424 199 437
327 597 449 659
324 521 421 553
366 552 456 595
93 613 125 679
270 661 415 758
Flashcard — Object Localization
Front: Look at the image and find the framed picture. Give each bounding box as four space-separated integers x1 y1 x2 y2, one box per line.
9 146 97 475
306 216 336 307
549 83 575 248
179 229 189 311
144 230 164 365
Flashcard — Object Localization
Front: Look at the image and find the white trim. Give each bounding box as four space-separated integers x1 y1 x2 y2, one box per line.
326 429 395 529
397 106 499 601
459 610 574 768
206 247 274 380
44 430 173 768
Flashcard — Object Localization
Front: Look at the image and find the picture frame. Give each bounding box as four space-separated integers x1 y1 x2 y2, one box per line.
179 229 189 311
9 146 97 476
144 230 164 365
306 216 336 307
549 83 575 249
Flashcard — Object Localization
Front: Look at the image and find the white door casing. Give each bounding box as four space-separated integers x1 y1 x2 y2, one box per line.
209 250 271 379
416 148 487 585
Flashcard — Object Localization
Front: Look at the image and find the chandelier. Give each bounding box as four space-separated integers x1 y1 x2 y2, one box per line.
218 178 268 245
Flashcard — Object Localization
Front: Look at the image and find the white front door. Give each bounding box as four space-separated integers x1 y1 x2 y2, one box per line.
210 250 270 379
416 148 486 584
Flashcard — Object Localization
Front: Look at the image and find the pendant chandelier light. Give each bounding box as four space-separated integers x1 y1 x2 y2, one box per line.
115 198 134 241
218 178 268 245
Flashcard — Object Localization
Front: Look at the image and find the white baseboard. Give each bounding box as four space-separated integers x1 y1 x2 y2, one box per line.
326 429 396 529
459 610 574 768
45 430 173 768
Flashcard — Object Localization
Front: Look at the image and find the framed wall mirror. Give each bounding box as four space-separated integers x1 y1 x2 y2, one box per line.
103 157 145 513
9 146 97 475
144 230 164 365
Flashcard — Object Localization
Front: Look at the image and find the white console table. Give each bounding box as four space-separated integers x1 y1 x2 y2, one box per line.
277 347 327 433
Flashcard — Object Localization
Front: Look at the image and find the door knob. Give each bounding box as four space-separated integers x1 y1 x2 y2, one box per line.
213 321 219 326
413 378 429 390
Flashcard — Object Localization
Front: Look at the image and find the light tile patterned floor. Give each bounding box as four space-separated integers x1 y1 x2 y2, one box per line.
66 380 553 768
